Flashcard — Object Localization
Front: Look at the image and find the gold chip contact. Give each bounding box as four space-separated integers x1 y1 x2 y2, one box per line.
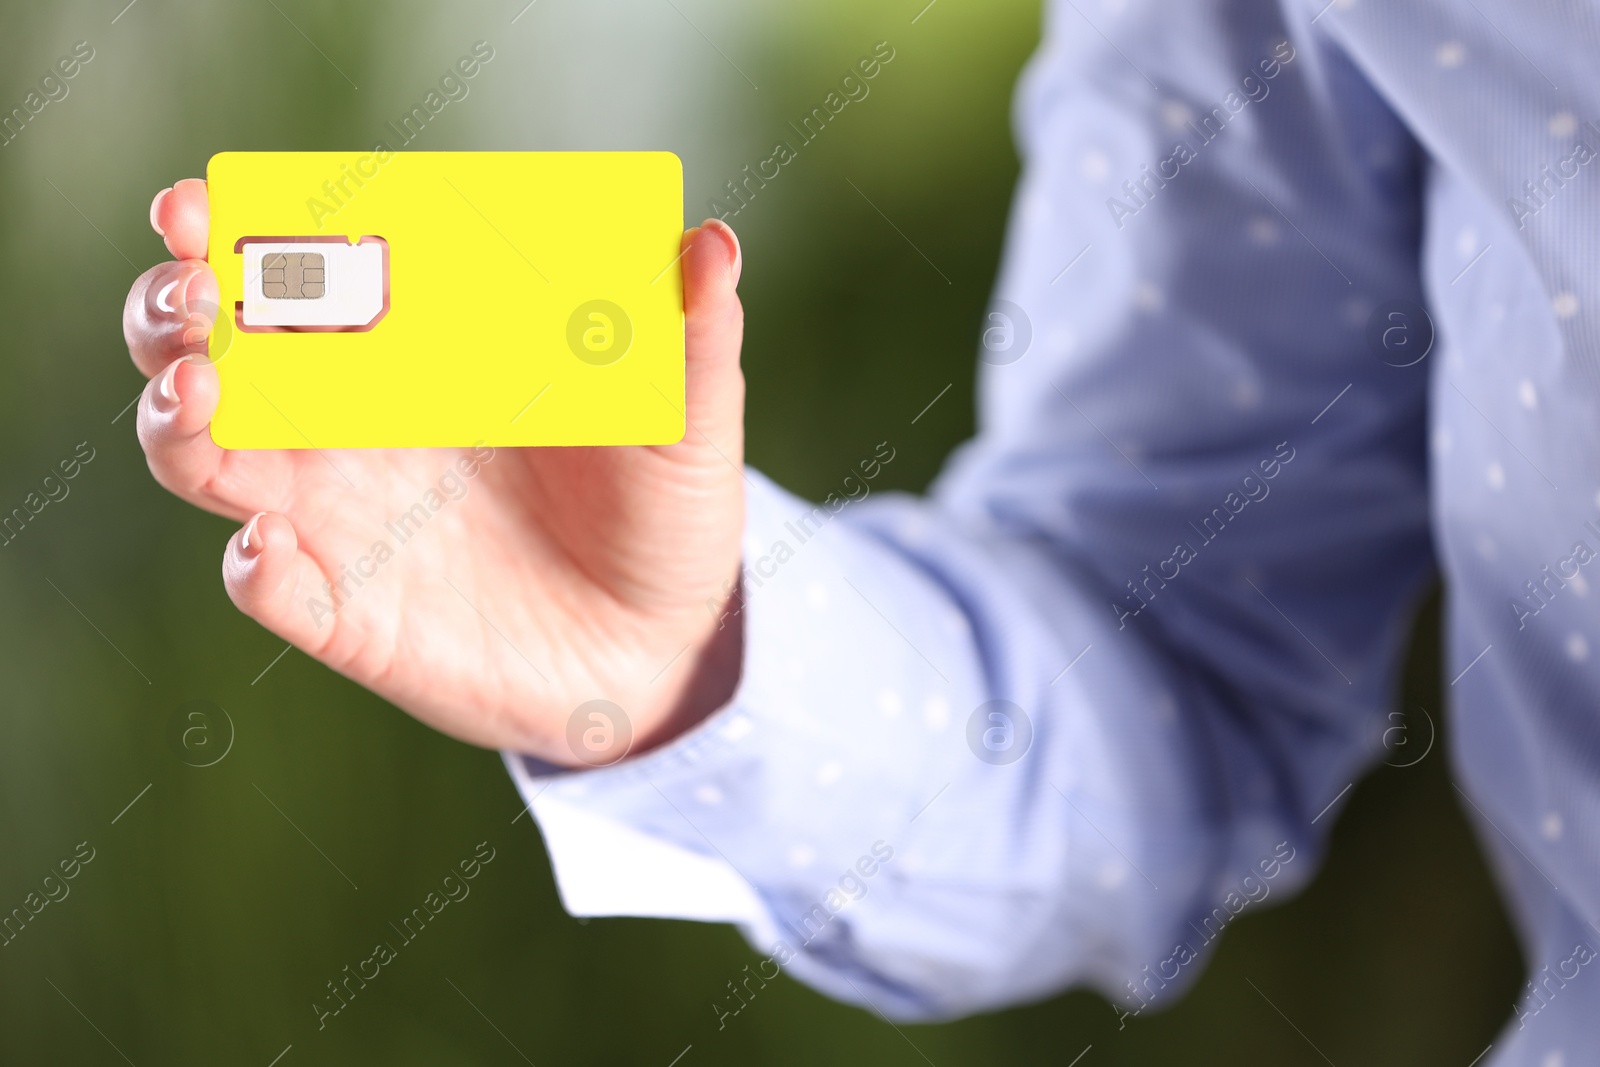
261 252 326 299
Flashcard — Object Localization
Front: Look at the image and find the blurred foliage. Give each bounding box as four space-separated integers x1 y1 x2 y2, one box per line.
0 0 1518 1063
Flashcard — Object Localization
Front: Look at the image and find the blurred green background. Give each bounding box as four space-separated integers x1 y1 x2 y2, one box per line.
0 0 1523 1063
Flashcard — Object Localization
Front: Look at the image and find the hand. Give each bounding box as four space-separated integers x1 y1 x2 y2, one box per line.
125 179 748 765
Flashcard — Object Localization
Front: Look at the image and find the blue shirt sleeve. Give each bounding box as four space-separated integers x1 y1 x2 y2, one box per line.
508 0 1435 1021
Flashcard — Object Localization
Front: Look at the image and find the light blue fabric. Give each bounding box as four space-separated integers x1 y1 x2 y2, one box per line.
513 1 1600 1058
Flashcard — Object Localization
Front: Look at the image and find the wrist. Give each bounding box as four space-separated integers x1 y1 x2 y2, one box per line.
632 577 746 756
531 578 746 770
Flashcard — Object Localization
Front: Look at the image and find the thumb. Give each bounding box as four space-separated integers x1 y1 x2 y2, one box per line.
677 218 745 459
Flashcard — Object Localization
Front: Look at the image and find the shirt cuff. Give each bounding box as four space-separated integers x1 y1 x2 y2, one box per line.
502 751 767 924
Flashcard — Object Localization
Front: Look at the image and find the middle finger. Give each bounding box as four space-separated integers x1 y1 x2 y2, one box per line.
122 259 218 378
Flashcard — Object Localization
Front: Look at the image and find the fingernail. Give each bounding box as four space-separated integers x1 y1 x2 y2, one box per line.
179 268 215 350
151 187 172 237
182 265 216 314
240 513 267 559
153 359 181 414
703 219 742 284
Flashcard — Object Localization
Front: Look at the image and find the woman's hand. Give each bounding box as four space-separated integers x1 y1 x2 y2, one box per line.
125 178 748 765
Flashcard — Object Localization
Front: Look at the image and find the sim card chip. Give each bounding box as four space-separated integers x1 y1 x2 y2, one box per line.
261 252 325 299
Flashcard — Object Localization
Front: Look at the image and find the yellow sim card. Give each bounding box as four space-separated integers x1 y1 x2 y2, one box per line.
205 151 686 448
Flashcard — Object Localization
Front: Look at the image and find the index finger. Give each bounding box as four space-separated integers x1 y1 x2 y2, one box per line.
151 178 209 261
